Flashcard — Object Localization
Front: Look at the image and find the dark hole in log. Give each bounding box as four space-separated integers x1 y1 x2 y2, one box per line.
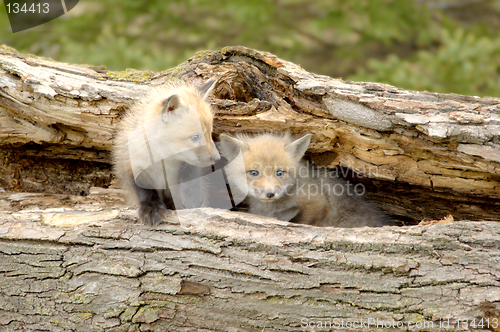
1 143 498 226
0 146 113 196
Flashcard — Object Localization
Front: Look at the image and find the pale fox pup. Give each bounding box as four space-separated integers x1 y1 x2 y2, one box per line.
113 80 220 225
219 132 392 227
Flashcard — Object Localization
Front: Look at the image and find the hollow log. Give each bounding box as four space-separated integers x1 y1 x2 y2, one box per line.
0 45 499 331
0 45 499 222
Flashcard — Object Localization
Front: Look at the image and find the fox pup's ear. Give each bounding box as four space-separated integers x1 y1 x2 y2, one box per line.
197 79 217 100
219 134 248 159
285 133 312 161
161 94 187 122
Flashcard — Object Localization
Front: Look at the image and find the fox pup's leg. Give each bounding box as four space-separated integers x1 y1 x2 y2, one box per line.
136 186 169 225
128 172 169 225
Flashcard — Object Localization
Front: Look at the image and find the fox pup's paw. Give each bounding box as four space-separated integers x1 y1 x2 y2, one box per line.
139 202 168 226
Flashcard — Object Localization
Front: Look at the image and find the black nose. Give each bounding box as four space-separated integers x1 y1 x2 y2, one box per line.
266 192 275 199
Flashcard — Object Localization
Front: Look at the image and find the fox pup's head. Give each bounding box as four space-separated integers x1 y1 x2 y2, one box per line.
140 79 220 167
220 132 312 202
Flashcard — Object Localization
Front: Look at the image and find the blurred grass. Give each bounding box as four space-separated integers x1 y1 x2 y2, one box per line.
1 0 500 97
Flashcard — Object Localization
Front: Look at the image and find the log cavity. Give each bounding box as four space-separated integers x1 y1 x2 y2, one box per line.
1 146 499 226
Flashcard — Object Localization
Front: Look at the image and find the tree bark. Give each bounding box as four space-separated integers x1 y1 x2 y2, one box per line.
0 45 499 331
0 194 499 331
0 45 499 222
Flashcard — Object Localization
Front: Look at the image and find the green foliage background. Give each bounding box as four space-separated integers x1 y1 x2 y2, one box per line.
1 0 500 97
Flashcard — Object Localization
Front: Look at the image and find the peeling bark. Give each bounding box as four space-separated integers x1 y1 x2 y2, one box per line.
0 193 499 331
0 45 499 222
0 46 500 331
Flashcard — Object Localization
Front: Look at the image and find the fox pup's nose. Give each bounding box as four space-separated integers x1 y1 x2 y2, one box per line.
212 153 221 162
265 191 275 199
211 147 221 162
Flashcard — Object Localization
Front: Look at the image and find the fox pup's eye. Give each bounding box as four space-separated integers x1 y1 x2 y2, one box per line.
190 134 200 142
248 170 259 177
276 170 285 177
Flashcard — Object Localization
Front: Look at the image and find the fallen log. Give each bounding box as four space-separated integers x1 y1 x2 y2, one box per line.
0 45 499 222
0 191 499 331
0 45 499 331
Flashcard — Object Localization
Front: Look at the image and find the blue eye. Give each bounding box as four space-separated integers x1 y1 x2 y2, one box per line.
248 170 259 177
190 134 200 142
276 170 285 177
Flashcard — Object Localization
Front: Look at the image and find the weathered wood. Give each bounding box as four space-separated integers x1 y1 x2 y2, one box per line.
0 192 499 332
0 46 499 331
0 45 499 222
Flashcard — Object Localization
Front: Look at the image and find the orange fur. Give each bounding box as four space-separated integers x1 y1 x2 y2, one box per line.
113 80 219 225
220 132 393 228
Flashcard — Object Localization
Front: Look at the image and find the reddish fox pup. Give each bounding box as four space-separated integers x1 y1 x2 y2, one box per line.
113 80 220 225
219 132 392 227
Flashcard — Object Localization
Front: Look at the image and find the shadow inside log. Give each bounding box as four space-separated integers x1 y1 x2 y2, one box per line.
0 146 113 196
1 146 499 226
354 176 500 226
332 163 500 225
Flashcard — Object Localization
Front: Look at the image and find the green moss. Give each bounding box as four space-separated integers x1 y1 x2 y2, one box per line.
133 306 162 323
149 300 176 309
127 297 144 307
159 62 189 80
121 307 138 322
0 44 49 64
104 68 154 83
0 44 19 54
305 299 322 307
178 295 203 302
70 293 92 304
188 50 214 62
80 312 93 319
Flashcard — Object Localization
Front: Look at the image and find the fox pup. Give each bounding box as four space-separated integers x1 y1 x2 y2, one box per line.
219 132 392 228
113 80 220 225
